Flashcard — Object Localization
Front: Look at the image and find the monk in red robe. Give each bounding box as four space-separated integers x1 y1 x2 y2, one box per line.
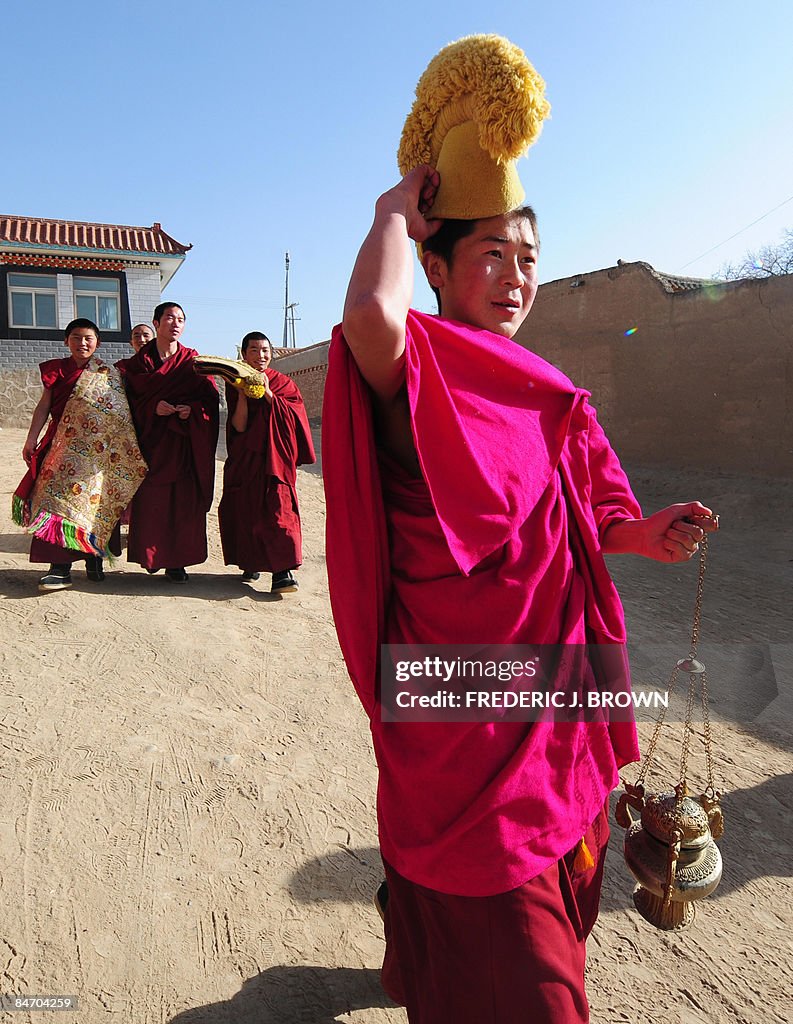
117 302 219 582
218 332 316 592
323 39 719 1023
18 318 121 590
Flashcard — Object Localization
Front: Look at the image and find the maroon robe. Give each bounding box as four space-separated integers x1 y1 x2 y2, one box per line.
324 310 642 1019
218 369 315 573
117 341 219 571
323 310 641 896
22 357 120 564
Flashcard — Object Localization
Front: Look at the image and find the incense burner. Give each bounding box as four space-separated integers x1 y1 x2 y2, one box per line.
616 783 723 930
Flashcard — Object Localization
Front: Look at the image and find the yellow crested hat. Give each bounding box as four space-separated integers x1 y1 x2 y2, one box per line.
398 34 550 220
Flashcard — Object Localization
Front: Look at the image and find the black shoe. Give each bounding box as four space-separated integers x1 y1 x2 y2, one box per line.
165 567 189 583
271 569 298 593
85 555 105 582
241 571 260 582
38 564 73 592
373 880 389 922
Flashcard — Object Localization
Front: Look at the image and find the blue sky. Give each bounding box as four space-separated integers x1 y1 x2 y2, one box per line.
3 0 791 355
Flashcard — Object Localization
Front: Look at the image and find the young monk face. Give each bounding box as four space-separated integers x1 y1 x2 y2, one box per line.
243 338 272 372
130 324 154 352
65 327 99 367
424 212 539 339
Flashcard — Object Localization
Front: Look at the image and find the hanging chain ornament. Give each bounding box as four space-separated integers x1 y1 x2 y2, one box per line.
615 516 724 930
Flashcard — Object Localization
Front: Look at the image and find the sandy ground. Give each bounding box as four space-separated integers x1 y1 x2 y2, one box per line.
0 424 791 1024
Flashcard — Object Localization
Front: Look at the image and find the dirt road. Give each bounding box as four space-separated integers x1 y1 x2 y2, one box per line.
0 426 790 1023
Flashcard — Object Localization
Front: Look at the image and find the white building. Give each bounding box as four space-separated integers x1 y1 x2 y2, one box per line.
0 215 191 370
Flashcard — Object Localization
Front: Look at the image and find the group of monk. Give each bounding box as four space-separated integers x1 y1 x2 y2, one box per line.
14 33 722 1024
19 302 315 593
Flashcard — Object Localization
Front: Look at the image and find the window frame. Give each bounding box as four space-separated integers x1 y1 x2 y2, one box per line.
72 276 121 331
0 265 130 343
7 272 58 329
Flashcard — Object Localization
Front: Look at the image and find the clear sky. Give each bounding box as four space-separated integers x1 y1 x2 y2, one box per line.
3 0 791 355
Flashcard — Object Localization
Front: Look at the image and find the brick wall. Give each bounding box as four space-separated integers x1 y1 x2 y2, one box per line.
0 338 131 375
0 344 133 425
272 341 330 420
280 364 328 420
124 266 162 327
515 263 793 478
56 274 74 328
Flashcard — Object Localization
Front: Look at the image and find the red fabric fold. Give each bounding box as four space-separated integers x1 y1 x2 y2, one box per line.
404 312 578 574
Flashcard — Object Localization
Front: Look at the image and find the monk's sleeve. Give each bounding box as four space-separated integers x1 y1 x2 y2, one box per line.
40 360 60 390
268 375 316 474
584 401 642 543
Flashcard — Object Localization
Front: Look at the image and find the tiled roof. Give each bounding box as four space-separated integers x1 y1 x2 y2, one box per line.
0 216 191 255
639 262 711 293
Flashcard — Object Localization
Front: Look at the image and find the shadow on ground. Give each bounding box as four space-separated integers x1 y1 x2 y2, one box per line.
169 966 397 1024
287 789 793 917
0 567 285 602
0 532 29 554
289 845 383 906
602 772 793 919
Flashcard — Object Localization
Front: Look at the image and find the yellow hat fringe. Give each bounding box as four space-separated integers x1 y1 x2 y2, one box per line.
398 34 550 176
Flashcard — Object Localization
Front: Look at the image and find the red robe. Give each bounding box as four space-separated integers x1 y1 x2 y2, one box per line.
21 357 120 563
323 310 642 898
117 341 219 570
218 370 316 573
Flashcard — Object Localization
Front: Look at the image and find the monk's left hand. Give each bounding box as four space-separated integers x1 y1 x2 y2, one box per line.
637 501 719 563
602 501 719 561
175 404 191 420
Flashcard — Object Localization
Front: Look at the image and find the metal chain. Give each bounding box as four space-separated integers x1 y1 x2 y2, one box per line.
679 534 713 791
635 528 717 794
688 533 708 658
678 667 697 786
636 664 677 787
701 668 716 796
694 534 717 795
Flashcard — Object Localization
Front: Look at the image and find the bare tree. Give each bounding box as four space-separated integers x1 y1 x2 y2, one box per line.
715 228 793 280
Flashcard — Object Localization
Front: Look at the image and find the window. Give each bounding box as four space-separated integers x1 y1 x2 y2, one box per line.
8 273 57 328
73 277 120 330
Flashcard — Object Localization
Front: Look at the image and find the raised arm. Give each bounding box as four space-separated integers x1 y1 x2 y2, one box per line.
342 166 441 403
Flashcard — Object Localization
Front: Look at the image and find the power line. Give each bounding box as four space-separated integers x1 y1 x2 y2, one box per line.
678 194 793 271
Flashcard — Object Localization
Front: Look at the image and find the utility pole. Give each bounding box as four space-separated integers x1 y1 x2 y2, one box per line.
282 252 290 347
285 302 300 347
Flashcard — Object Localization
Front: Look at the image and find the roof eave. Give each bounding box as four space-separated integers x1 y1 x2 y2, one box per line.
159 254 186 289
0 240 186 260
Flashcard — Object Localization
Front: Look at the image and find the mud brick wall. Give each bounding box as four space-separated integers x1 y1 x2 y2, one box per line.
516 263 793 478
272 342 329 421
